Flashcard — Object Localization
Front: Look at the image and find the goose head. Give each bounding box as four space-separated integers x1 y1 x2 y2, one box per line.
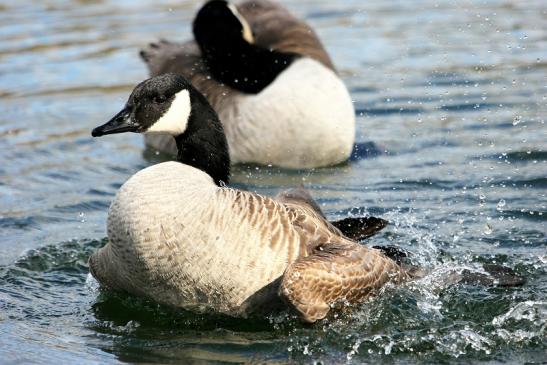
193 0 254 47
192 0 296 94
92 74 195 137
92 74 230 186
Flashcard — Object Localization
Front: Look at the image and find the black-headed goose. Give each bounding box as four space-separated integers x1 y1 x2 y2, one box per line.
140 0 355 168
90 74 408 323
91 75 527 321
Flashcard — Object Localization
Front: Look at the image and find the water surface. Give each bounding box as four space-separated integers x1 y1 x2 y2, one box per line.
0 0 545 363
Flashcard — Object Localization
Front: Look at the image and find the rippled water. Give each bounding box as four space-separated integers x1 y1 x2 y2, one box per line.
1 0 545 363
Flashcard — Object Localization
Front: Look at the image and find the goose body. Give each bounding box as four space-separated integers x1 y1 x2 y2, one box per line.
90 161 405 319
89 74 406 322
90 74 526 322
141 0 355 168
90 162 302 315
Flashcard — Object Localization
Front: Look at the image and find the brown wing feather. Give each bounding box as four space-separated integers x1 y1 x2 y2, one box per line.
275 190 407 323
276 187 389 240
276 188 348 243
275 186 326 218
279 240 408 323
237 0 335 71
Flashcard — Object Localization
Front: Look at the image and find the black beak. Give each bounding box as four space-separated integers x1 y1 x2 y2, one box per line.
92 107 137 137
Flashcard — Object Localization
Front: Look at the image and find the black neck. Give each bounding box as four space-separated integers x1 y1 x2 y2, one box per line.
174 90 230 186
199 38 297 94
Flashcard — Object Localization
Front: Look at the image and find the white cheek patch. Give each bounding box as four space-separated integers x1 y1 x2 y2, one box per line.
146 89 191 136
227 3 254 44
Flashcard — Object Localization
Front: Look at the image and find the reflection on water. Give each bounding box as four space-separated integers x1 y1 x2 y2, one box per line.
0 0 545 363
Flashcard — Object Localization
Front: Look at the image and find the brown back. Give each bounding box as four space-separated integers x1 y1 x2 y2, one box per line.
237 0 335 71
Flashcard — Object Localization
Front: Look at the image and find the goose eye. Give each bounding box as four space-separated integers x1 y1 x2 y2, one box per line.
154 95 167 103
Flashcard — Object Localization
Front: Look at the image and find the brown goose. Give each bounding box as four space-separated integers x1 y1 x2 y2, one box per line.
140 0 355 169
89 74 407 323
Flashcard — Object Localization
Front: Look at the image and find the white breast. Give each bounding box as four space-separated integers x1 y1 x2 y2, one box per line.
91 161 303 316
220 57 356 168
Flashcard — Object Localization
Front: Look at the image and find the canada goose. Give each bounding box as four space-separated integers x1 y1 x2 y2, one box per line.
89 74 407 323
140 0 355 168
91 75 527 321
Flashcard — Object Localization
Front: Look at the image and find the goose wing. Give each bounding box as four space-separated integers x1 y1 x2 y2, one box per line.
279 239 408 323
237 0 335 70
276 186 389 240
274 189 407 323
275 186 326 218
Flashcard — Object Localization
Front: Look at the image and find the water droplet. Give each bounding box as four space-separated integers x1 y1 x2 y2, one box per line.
496 199 506 210
513 115 521 125
384 341 394 355
484 223 493 235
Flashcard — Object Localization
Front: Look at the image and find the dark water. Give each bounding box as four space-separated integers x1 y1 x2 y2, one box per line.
1 0 545 363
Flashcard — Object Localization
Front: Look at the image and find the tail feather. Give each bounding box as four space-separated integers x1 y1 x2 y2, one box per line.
460 264 526 287
372 245 409 266
139 39 202 78
370 246 526 287
331 216 388 241
140 39 168 62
